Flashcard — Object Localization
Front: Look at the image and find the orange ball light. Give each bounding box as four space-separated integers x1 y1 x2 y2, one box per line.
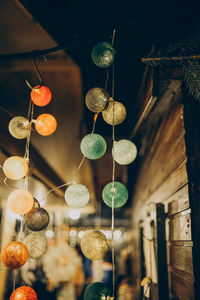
31 85 52 106
10 286 37 300
1 241 28 269
35 113 57 136
8 189 34 215
3 156 28 180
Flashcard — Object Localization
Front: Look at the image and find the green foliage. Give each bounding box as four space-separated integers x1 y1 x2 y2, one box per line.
142 34 200 101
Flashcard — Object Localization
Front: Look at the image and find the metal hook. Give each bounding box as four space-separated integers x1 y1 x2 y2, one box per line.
25 56 44 90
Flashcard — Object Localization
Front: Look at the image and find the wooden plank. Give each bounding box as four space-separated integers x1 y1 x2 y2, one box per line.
166 185 189 217
133 87 185 205
168 242 193 275
170 270 194 300
168 209 192 241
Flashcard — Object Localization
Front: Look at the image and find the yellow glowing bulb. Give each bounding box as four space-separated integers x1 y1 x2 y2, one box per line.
3 156 28 180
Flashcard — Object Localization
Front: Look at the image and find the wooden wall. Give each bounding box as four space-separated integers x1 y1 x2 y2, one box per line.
130 68 200 299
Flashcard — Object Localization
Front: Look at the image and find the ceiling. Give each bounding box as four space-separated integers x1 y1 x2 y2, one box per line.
0 0 200 222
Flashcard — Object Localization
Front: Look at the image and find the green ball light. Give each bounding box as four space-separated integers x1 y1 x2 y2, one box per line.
112 139 137 165
102 181 128 208
85 87 109 113
65 183 90 208
80 133 107 160
84 282 112 300
91 42 115 68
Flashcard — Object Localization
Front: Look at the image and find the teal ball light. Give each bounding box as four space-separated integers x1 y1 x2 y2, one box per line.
91 42 115 68
102 181 128 208
84 282 111 300
80 133 107 160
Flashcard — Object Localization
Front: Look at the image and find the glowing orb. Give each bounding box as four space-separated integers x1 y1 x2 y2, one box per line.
8 189 34 215
112 139 137 165
1 241 28 269
10 286 37 300
80 133 107 159
102 100 126 125
102 181 128 208
9 116 29 139
65 184 90 208
85 88 109 112
91 42 115 68
35 113 57 136
81 230 108 260
31 85 52 106
25 207 50 231
3 156 28 181
24 233 47 258
84 282 111 300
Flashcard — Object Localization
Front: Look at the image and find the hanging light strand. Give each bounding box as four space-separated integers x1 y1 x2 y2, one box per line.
41 115 98 201
111 28 116 299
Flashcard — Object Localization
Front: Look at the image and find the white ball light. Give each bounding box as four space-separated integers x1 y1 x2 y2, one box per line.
24 233 47 259
112 139 137 165
65 184 90 208
3 156 28 180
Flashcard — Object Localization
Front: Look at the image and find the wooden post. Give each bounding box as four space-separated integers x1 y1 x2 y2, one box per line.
156 203 169 300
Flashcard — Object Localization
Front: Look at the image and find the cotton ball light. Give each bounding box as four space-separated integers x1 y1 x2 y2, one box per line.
8 116 29 139
1 241 28 269
91 42 115 68
112 139 137 165
8 189 34 215
3 156 28 180
102 181 128 208
24 207 50 231
24 232 47 258
84 282 111 300
65 183 90 208
81 230 108 260
102 100 126 125
85 87 109 113
31 85 52 106
10 286 37 300
80 133 107 159
35 113 57 136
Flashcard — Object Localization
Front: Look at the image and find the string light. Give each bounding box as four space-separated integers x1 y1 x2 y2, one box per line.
91 42 115 68
10 286 37 300
1 241 28 269
112 139 137 165
24 207 50 231
85 87 109 112
81 230 108 260
102 99 126 125
24 232 47 258
31 85 52 106
8 189 34 215
8 116 29 139
35 113 57 136
80 133 107 159
84 282 112 300
65 183 90 208
3 156 28 180
102 181 128 208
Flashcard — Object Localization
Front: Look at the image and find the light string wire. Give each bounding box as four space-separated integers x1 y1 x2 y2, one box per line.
41 113 99 201
111 28 116 299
